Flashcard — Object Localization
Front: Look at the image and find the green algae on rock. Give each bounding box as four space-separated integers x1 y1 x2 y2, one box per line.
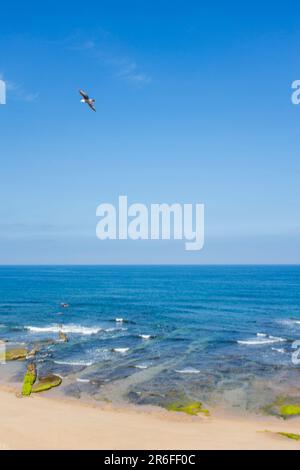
5 348 28 361
32 374 62 393
166 401 210 416
263 397 300 419
22 363 37 396
278 432 300 441
279 404 300 418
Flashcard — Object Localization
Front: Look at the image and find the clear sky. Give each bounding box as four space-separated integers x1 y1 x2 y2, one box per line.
0 0 300 264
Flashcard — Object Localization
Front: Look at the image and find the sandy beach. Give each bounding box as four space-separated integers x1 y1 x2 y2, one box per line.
0 387 299 450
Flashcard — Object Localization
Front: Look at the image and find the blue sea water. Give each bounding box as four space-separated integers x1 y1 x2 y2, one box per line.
1 265 300 412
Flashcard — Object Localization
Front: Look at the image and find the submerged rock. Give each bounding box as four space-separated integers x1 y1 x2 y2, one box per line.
5 348 28 361
264 397 300 419
166 401 210 416
22 363 37 396
63 383 81 399
32 339 56 349
32 374 62 393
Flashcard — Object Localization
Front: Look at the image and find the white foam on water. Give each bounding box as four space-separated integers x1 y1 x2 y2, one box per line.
139 334 152 340
25 324 102 335
134 364 148 369
257 333 267 337
237 335 286 346
38 353 50 359
105 327 127 333
276 319 300 327
115 318 124 323
175 367 200 374
54 360 94 367
271 347 286 354
36 353 50 362
113 348 129 354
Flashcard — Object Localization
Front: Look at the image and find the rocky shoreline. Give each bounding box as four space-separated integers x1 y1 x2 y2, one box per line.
3 331 300 423
2 330 68 397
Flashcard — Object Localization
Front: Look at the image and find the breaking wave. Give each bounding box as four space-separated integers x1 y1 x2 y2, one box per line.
175 367 201 374
25 324 102 335
237 335 286 346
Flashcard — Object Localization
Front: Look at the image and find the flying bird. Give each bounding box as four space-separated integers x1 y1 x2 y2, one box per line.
79 89 96 112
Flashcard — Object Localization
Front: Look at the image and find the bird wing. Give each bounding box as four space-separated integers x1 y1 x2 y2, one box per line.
79 89 89 100
88 102 96 112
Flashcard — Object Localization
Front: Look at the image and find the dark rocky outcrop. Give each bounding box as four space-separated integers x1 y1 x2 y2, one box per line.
58 331 68 343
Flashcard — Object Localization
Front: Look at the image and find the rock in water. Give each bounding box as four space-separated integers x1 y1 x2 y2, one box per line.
166 401 210 416
27 347 38 358
32 374 62 393
22 363 37 396
5 348 28 361
58 331 68 343
263 397 300 419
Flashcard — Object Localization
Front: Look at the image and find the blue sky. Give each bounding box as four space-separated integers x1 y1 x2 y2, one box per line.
0 0 300 264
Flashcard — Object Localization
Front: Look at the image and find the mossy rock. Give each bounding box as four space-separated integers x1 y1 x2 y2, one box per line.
22 364 37 396
279 404 300 418
263 396 300 419
32 374 62 393
5 348 28 361
166 401 210 416
278 432 300 441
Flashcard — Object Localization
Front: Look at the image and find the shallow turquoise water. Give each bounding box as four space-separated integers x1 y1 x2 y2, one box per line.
1 265 300 411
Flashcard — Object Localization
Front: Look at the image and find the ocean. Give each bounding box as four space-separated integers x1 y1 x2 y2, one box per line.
1 265 300 413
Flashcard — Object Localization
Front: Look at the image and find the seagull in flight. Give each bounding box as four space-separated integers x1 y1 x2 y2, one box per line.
79 89 96 112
